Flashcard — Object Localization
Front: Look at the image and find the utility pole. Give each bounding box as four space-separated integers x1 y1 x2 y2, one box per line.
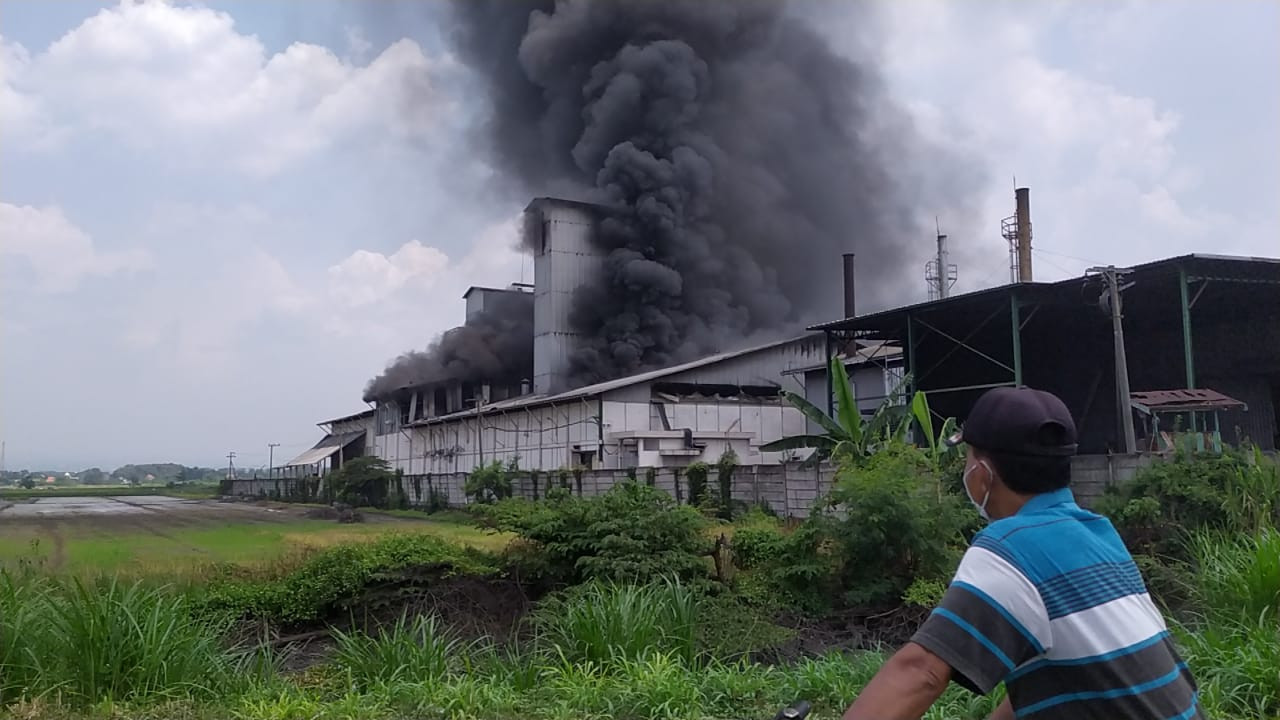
267 443 280 479
226 451 237 480
1089 266 1137 454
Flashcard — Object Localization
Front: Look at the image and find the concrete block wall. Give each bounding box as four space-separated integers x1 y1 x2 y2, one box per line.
230 452 1151 516
1069 454 1157 507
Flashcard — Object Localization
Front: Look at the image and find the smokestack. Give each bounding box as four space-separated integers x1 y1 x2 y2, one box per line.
1015 187 1032 282
842 253 856 319
935 233 950 299
437 1 976 387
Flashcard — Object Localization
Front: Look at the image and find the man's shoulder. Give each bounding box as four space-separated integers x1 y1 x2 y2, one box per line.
971 510 1135 591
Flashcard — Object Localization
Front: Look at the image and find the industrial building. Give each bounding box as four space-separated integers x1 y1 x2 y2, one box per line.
811 253 1280 453
289 197 895 476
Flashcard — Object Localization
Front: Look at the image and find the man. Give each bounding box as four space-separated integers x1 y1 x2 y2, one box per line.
842 387 1202 720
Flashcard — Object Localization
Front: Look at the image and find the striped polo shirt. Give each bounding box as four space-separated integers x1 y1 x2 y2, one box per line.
912 487 1202 719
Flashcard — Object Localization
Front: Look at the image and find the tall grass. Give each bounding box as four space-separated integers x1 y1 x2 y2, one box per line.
532 578 699 668
1186 525 1280 622
1176 522 1280 718
0 572 47 703
332 613 463 690
0 572 235 705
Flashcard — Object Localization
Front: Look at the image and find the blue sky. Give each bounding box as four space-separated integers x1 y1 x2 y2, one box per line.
1 0 1276 471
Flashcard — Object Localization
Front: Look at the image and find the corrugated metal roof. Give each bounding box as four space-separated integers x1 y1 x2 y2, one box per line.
408 335 813 426
1130 389 1247 413
283 444 343 467
318 409 374 427
809 253 1280 333
781 341 903 376
284 430 366 467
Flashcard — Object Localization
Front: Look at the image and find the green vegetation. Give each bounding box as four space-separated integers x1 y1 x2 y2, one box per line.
0 511 507 577
1 440 1276 719
761 356 915 465
326 457 407 509
476 482 710 587
0 484 218 500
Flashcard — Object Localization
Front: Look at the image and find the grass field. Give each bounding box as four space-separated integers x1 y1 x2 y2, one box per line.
0 484 218 500
0 498 509 578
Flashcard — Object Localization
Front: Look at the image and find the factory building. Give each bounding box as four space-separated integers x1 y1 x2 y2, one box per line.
305 197 883 475
365 335 825 475
812 253 1280 453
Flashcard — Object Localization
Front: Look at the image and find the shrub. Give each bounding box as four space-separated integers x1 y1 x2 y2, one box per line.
328 457 398 508
731 440 968 612
196 534 497 626
476 482 711 587
825 440 970 608
686 462 709 507
464 460 512 504
716 449 737 520
1097 447 1280 558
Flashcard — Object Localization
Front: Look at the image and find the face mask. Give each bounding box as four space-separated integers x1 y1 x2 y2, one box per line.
964 460 993 521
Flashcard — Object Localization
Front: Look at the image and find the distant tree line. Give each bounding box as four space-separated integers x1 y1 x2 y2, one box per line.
2 463 223 486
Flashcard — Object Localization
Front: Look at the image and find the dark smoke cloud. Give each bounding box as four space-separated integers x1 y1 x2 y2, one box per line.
446 0 975 387
363 291 533 402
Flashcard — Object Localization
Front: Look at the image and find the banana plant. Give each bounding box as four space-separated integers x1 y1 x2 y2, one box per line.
911 388 959 467
762 355 913 466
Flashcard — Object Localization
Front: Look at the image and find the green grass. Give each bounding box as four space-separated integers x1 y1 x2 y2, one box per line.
0 513 511 579
1 556 1272 720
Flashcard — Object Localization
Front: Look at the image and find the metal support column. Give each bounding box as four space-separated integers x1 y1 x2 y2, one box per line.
1178 266 1196 389
823 330 834 417
1010 293 1023 387
906 313 917 396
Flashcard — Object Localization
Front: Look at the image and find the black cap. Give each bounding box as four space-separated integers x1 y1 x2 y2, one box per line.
945 387 1078 457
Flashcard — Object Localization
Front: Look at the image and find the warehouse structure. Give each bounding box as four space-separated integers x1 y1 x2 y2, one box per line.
811 254 1280 453
296 196 897 476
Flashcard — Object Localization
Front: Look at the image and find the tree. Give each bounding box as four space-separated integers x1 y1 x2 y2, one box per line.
78 468 109 485
328 457 398 507
761 355 912 465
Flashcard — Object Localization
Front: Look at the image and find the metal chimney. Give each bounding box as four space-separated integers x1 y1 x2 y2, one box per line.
1015 187 1033 282
842 253 856 318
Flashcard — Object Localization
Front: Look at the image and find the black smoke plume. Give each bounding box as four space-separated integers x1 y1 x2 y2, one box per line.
446 0 970 387
363 291 533 402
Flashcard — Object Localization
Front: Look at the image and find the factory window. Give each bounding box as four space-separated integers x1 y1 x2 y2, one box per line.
433 387 448 416
377 402 399 435
642 438 660 451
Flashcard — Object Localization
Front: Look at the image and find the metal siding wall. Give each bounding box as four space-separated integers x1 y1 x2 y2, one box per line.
661 339 825 389
532 204 605 394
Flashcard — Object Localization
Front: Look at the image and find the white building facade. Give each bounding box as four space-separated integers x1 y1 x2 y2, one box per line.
330 336 836 475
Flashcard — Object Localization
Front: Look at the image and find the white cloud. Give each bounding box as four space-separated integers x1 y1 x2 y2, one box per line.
3 0 445 174
324 216 525 326
327 240 451 307
840 2 1269 285
0 202 151 292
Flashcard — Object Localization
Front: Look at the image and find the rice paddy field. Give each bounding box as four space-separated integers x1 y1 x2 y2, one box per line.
0 495 508 577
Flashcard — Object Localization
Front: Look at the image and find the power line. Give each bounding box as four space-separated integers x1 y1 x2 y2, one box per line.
1036 246 1105 266
1032 250 1079 278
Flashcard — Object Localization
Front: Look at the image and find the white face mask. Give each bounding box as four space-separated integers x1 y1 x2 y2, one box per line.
964 460 994 521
